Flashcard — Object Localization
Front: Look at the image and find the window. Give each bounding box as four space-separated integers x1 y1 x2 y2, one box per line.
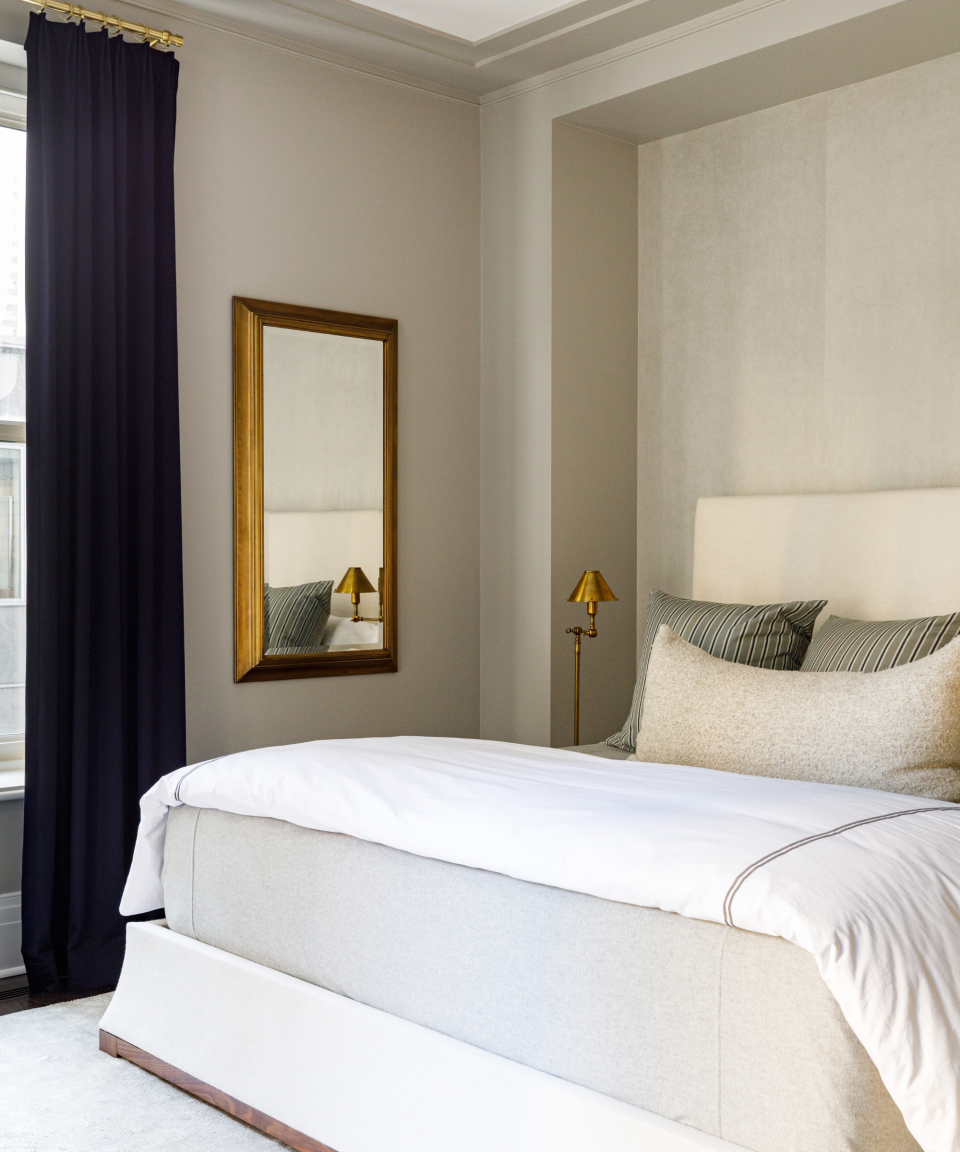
0 122 26 749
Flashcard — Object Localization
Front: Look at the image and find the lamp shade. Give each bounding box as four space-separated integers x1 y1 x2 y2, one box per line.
335 567 376 596
568 570 617 603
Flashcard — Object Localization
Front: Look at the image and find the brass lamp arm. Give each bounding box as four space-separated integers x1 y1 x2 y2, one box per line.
565 602 599 640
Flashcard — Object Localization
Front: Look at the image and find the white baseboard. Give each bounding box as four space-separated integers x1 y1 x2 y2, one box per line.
0 890 23 977
102 922 749 1152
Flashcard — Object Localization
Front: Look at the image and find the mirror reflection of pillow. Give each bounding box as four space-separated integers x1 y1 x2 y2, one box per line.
264 580 333 654
635 624 960 801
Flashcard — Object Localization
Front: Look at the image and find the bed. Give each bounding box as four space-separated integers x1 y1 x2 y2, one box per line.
99 487 960 1152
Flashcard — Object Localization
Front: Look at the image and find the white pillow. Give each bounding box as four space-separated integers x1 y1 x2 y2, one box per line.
633 625 960 801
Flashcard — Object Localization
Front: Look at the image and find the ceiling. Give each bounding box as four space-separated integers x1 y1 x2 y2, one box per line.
338 0 583 43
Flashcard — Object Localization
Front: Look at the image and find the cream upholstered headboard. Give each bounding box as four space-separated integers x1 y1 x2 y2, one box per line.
692 488 960 623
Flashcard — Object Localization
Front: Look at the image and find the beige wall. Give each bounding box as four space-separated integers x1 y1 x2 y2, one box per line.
74 5 482 760
172 18 480 760
551 123 637 747
638 49 960 626
478 0 907 746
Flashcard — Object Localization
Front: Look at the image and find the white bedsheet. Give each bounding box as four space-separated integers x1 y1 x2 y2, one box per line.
121 735 960 1152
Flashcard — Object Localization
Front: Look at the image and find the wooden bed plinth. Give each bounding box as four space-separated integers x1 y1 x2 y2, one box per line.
99 1029 337 1152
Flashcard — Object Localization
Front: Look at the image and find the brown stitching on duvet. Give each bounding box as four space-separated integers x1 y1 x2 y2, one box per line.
722 805 960 926
173 756 221 802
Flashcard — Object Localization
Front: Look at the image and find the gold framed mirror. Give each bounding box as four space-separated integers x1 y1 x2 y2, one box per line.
234 297 397 681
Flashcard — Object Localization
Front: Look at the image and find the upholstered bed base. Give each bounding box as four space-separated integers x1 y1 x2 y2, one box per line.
148 804 917 1152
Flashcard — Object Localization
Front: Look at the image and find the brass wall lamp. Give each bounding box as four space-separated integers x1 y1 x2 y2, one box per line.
566 570 617 746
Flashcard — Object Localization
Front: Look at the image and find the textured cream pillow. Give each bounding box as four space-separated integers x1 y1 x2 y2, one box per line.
633 625 960 800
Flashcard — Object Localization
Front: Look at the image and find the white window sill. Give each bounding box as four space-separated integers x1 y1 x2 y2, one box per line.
0 766 24 800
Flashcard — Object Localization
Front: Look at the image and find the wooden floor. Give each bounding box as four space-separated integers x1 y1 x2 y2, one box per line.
0 972 114 1016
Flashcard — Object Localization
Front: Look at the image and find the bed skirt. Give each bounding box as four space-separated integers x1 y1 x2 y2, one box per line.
100 921 752 1152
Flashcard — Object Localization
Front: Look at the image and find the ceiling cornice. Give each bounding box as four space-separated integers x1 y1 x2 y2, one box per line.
117 0 482 101
478 0 908 104
117 0 749 97
58 0 957 120
480 0 795 103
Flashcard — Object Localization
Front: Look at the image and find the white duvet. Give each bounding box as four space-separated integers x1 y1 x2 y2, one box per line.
121 735 960 1152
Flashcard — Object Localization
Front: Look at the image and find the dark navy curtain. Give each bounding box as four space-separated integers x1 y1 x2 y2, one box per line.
21 13 185 992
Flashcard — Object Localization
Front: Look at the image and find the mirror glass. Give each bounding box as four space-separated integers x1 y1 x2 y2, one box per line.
234 298 397 681
263 328 384 654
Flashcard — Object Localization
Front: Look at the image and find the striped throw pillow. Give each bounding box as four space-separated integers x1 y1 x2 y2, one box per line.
800 612 960 673
607 589 826 753
264 580 333 655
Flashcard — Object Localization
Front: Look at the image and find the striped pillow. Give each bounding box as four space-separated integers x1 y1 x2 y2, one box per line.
607 589 826 753
264 580 333 655
800 612 960 673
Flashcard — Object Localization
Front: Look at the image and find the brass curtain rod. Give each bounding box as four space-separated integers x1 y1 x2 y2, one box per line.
20 0 183 47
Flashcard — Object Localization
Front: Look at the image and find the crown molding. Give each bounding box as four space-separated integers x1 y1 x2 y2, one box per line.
111 0 947 115
117 0 751 96
475 0 675 67
478 0 908 104
117 0 481 101
480 0 798 103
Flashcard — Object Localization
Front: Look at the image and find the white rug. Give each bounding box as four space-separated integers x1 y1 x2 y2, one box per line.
0 994 285 1151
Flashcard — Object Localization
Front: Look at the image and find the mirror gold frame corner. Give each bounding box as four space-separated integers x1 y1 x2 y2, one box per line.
233 296 398 682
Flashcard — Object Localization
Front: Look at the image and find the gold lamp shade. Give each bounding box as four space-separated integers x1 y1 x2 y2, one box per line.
568 570 618 604
335 567 376 596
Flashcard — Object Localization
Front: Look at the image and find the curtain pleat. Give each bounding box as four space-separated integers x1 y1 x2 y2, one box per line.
21 12 185 991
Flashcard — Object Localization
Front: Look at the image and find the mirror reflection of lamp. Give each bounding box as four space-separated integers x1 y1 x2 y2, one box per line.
335 567 376 622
